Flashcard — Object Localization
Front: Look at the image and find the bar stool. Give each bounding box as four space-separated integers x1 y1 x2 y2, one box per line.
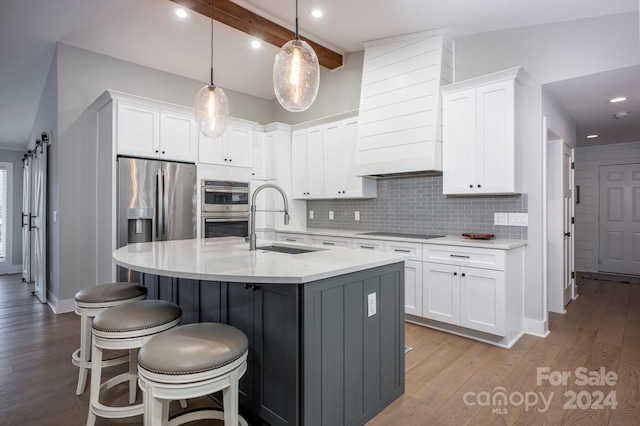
73 282 147 395
137 322 249 426
86 299 182 426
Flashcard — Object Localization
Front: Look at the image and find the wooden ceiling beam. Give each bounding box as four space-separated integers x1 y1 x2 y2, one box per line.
169 0 343 70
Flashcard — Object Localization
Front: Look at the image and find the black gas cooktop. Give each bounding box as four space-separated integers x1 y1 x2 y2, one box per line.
358 231 443 240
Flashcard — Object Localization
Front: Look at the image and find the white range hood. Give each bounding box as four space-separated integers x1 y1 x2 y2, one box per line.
354 30 453 178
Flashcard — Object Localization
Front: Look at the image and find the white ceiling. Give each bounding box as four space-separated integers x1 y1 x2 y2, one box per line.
0 0 638 151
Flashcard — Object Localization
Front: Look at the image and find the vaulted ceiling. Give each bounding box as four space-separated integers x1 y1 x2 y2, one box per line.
0 0 638 151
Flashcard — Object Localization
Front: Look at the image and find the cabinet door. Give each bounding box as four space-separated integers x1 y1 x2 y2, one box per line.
323 122 342 197
305 126 324 198
475 80 515 194
222 282 255 409
159 110 196 162
291 131 307 199
117 101 160 158
404 259 423 316
198 131 226 165
226 124 253 168
341 117 363 197
253 284 300 426
252 131 276 180
423 262 460 325
442 89 476 194
460 267 506 336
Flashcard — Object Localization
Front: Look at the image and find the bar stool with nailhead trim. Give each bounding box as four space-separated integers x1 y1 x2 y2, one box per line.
86 299 182 426
137 322 249 426
73 282 147 395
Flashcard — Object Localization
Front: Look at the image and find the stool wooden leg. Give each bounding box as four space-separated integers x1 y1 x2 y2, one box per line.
86 336 103 426
223 370 240 426
76 311 91 395
129 347 138 404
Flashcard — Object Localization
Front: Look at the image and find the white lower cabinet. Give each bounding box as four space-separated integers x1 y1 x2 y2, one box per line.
403 260 424 317
423 262 506 336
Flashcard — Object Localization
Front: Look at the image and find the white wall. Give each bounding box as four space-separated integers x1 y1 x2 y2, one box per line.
574 141 640 272
455 12 640 84
273 51 364 124
542 91 577 147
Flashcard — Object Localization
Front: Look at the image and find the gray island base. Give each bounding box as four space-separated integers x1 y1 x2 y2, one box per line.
139 262 405 426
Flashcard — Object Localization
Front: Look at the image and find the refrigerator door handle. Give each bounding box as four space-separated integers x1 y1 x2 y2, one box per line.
157 168 163 241
162 168 169 240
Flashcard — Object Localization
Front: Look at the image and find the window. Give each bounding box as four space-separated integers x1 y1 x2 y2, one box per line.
0 165 6 261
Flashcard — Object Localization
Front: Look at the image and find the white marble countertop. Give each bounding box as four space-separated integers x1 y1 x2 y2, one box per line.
113 237 410 284
268 228 528 250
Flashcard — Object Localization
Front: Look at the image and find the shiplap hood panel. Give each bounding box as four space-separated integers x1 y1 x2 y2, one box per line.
354 31 454 177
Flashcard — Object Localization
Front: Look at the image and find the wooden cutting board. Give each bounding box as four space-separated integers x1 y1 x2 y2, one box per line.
462 233 495 240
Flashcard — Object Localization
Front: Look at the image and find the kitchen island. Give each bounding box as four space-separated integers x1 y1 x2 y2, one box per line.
113 237 408 426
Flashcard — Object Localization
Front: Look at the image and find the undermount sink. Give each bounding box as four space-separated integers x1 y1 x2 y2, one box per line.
256 245 324 255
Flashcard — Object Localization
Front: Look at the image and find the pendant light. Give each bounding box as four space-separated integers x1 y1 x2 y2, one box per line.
194 0 229 138
273 0 320 112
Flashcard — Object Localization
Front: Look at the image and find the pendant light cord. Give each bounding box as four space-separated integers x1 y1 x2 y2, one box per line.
295 0 299 40
209 0 214 85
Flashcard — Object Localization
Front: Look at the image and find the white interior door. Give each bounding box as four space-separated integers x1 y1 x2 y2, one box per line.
599 163 640 275
21 158 31 282
562 143 575 303
31 143 47 303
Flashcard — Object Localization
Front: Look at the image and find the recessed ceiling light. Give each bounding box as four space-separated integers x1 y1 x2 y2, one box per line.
311 10 323 18
586 134 598 139
609 97 628 103
251 40 262 49
176 9 187 18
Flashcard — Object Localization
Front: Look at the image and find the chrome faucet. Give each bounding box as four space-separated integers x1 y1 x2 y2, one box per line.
249 183 290 250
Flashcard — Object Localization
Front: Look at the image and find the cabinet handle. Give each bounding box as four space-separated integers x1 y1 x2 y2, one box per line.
450 254 470 259
564 232 571 237
461 273 466 277
155 150 159 153
477 184 481 188
453 272 457 276
469 184 473 188
162 151 165 154
394 249 411 253
244 283 260 291
229 159 232 162
360 246 375 250
322 242 335 246
285 238 296 242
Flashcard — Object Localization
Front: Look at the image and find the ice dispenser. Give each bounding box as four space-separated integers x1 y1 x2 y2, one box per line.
127 208 153 243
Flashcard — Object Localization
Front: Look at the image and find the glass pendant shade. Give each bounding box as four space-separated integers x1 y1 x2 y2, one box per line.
273 39 320 112
194 84 229 138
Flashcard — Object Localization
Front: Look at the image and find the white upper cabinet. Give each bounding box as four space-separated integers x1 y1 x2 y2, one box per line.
323 117 377 198
354 31 453 177
442 67 533 195
292 125 324 199
199 119 255 168
117 100 197 163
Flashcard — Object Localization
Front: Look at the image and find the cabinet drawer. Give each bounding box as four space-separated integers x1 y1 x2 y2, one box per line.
308 236 352 248
276 233 309 244
352 239 385 252
383 241 423 258
423 244 505 270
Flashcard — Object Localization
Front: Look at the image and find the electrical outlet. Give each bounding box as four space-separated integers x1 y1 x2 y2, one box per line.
367 293 376 317
509 213 529 226
494 212 508 226
309 210 314 219
329 211 334 220
355 211 360 221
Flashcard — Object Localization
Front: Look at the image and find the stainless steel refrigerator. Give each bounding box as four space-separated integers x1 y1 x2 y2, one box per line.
117 157 196 282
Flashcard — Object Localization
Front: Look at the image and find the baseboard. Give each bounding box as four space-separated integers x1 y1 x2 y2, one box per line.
47 292 75 314
522 317 549 337
0 264 22 275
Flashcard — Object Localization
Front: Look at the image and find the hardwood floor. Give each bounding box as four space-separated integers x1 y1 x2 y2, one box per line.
0 273 638 425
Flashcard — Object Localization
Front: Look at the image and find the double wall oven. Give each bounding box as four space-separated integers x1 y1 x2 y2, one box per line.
201 180 249 238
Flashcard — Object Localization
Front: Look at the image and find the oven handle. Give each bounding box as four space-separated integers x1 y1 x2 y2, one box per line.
203 188 249 193
204 217 249 223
